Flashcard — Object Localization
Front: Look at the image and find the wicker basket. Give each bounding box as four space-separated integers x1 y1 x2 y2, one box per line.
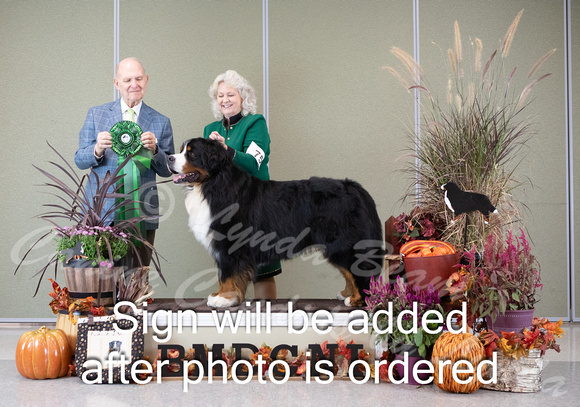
63 264 123 306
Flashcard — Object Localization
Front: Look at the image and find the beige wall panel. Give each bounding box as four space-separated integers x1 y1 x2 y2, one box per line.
119 1 264 301
419 1 567 318
573 0 580 319
1 0 113 318
269 0 414 300
2 0 573 319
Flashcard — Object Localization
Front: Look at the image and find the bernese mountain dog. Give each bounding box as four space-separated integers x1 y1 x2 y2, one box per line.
441 182 498 223
168 138 384 308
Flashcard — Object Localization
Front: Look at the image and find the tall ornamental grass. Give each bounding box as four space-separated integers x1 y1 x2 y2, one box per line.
386 9 555 250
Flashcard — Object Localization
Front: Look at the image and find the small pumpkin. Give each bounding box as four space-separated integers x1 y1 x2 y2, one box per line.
431 332 486 393
15 326 72 380
400 240 456 257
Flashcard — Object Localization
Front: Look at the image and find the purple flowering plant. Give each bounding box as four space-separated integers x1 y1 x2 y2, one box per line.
365 275 446 358
461 228 542 324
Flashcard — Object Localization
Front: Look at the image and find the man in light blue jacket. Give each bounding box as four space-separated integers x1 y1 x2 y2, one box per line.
75 57 175 265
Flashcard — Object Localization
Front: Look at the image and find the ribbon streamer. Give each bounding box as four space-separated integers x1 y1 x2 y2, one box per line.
110 121 152 238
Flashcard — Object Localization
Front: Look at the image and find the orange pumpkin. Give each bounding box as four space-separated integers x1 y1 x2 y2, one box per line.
431 332 486 393
400 240 456 257
431 247 449 256
15 326 72 380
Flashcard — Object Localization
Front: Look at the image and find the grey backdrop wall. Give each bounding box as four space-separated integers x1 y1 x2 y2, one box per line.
1 0 576 321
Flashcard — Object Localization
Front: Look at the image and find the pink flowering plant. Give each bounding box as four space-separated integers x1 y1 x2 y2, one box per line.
458 229 542 325
55 225 130 265
365 276 446 358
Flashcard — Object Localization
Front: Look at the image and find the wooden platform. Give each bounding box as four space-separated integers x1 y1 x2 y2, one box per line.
141 298 375 362
145 297 355 314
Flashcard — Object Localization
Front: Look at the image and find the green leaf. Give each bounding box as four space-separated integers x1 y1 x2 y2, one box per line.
499 295 507 313
414 330 423 347
418 343 426 358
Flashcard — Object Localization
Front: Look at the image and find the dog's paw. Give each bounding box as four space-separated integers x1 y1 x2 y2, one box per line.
344 296 363 307
336 292 347 301
207 293 239 308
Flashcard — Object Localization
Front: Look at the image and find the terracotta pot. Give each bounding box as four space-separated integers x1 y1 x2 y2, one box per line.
403 252 461 292
486 309 534 334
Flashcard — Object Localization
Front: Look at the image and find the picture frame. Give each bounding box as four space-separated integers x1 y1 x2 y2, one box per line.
75 313 144 384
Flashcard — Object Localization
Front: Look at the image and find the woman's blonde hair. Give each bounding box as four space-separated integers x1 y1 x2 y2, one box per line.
208 70 257 119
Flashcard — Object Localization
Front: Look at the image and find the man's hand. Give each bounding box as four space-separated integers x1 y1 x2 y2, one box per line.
95 131 112 157
141 131 158 154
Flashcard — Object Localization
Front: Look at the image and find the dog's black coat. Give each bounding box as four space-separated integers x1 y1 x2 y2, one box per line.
171 138 384 301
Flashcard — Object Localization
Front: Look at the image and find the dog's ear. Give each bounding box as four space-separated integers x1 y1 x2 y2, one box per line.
198 138 230 173
210 141 230 172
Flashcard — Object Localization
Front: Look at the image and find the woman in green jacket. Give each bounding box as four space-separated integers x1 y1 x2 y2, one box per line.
203 70 281 299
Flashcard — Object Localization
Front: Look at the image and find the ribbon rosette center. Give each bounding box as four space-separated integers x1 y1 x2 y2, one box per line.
111 121 143 157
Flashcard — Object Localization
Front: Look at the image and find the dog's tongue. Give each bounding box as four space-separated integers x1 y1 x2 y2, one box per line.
173 172 200 184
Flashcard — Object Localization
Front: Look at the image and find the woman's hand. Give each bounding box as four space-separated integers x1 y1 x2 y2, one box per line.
209 131 227 149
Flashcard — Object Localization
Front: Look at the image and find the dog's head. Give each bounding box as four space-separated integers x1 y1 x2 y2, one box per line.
168 138 229 185
441 182 460 193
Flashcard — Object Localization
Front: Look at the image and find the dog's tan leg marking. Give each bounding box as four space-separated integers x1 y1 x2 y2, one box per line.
207 271 253 308
210 278 224 299
337 267 363 307
337 268 355 300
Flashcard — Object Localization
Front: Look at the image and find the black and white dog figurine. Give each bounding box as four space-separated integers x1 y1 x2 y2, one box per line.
441 182 497 224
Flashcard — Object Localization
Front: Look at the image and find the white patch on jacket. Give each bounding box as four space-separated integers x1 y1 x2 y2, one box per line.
246 141 265 169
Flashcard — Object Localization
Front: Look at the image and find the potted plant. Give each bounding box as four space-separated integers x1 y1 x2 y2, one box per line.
399 239 460 292
393 207 445 247
365 275 447 357
365 275 446 384
385 10 555 251
49 265 154 354
450 228 541 333
478 317 563 393
14 142 164 304
480 317 563 360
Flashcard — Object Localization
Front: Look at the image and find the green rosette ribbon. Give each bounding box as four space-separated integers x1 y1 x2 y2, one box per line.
110 121 153 239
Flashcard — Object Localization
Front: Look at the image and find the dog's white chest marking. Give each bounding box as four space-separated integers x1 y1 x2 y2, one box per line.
184 186 215 256
444 190 454 212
